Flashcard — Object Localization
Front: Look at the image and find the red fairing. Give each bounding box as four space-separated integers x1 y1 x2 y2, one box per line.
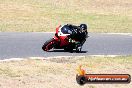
53 36 59 40
53 34 69 47
54 24 69 46
59 36 69 47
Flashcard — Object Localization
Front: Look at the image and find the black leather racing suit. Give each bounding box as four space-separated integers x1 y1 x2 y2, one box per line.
66 24 87 45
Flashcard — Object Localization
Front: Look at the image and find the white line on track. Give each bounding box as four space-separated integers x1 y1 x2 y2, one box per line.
0 55 123 62
0 58 27 62
88 55 122 57
101 33 132 36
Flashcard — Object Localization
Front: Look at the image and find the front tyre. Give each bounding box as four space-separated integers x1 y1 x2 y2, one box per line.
42 38 55 51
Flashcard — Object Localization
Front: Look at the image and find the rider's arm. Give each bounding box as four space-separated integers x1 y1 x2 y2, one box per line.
67 24 80 30
67 24 81 35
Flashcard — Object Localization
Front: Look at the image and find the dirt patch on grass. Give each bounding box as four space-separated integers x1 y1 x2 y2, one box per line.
0 56 132 88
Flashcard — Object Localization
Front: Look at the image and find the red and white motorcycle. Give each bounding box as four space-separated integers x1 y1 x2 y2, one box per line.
42 24 88 52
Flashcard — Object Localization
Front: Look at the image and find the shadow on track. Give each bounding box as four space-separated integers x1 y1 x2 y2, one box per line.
48 50 88 53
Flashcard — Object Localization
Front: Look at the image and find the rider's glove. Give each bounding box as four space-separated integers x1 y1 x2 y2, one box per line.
69 38 75 43
69 38 81 44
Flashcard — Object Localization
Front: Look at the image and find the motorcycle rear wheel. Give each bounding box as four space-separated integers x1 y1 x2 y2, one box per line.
42 38 55 51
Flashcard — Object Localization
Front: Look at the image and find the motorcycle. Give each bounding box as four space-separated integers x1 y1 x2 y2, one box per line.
42 24 88 52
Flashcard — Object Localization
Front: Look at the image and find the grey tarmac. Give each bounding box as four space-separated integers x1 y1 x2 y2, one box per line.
0 32 132 59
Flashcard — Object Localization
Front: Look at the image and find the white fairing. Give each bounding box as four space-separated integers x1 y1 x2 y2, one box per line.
57 26 71 36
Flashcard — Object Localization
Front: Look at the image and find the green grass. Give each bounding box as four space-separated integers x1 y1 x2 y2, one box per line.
0 56 131 77
0 0 132 32
0 56 131 88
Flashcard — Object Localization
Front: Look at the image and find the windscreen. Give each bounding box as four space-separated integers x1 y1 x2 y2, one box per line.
61 25 72 34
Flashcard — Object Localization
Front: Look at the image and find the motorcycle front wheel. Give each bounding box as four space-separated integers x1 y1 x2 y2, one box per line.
42 38 55 51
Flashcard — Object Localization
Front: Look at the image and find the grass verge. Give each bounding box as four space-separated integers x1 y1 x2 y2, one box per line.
0 56 131 88
0 0 132 32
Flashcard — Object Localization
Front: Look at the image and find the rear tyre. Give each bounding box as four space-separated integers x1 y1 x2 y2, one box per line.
42 38 55 51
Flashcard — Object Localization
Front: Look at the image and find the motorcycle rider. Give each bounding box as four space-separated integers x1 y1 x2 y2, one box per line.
67 24 88 35
61 23 88 51
56 23 88 51
66 24 88 44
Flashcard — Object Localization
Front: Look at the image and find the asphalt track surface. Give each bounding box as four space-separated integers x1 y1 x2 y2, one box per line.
0 32 132 59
